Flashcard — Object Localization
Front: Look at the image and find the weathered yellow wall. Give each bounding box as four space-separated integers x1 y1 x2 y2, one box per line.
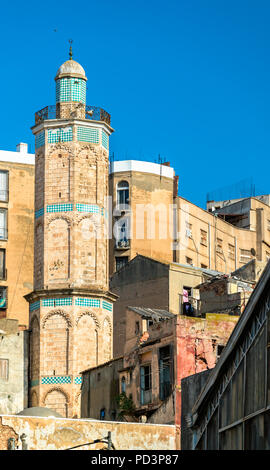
0 161 34 327
0 415 179 450
109 170 174 274
176 196 270 272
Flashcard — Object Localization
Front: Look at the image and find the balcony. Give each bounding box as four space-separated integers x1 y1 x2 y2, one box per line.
35 105 111 126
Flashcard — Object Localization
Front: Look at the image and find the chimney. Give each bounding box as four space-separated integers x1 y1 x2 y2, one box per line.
16 143 28 154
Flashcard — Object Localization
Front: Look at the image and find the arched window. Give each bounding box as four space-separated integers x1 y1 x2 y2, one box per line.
121 376 126 393
117 181 129 206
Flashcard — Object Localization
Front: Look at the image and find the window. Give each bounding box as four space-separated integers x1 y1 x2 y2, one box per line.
201 263 208 269
159 345 173 400
0 209 7 239
186 257 193 266
0 171 8 202
0 287 7 309
115 218 130 248
117 181 129 206
135 321 140 334
228 244 235 260
0 359 8 380
0 249 6 280
115 256 129 271
140 364 152 405
100 408 105 420
200 229 207 246
185 222 192 238
216 238 223 254
240 249 252 264
121 376 126 393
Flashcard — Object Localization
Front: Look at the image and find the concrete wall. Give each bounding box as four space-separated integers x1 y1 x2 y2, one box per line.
0 415 179 450
81 357 124 421
181 369 212 450
110 256 170 357
0 319 28 415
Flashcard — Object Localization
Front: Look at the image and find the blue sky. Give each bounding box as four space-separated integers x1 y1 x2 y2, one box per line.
0 0 269 207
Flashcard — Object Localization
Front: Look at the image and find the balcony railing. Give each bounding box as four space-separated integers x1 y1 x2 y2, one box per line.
35 105 111 126
140 389 152 406
179 294 201 317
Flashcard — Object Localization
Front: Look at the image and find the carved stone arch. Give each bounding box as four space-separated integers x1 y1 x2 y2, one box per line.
103 316 112 333
42 309 73 328
74 391 81 404
47 214 72 228
47 142 75 156
75 213 99 225
42 386 70 405
75 310 100 329
75 143 97 155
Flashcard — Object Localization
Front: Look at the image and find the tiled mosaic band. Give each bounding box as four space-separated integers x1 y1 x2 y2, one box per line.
47 203 73 213
76 203 100 214
48 127 73 143
41 203 104 215
41 375 72 385
35 208 44 219
30 301 40 312
39 297 110 309
36 131 45 149
56 78 86 104
74 376 82 385
75 298 100 308
42 298 73 307
102 300 113 312
77 126 99 143
102 130 109 150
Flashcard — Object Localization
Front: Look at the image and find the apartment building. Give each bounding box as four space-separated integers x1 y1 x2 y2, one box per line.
0 144 34 326
109 159 270 275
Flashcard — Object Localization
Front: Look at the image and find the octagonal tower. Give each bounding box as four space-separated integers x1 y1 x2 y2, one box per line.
26 49 117 418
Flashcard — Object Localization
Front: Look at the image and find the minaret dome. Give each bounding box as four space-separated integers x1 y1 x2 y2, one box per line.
55 50 87 106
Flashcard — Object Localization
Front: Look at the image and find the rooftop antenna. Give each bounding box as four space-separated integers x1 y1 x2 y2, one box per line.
69 39 73 60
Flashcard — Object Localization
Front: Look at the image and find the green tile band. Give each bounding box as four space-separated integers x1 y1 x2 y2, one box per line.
56 78 86 104
77 126 99 143
42 298 73 307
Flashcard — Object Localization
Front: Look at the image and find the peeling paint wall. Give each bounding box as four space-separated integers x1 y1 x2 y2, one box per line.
0 319 28 415
0 415 178 450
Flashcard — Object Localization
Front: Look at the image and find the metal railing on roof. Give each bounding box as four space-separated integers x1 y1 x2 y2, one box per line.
35 105 111 126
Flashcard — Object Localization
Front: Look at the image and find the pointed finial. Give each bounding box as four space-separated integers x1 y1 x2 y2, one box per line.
69 39 73 60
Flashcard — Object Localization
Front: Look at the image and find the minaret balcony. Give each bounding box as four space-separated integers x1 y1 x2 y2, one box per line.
35 104 111 126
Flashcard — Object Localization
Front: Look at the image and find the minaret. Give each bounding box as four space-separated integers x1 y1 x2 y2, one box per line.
26 47 116 418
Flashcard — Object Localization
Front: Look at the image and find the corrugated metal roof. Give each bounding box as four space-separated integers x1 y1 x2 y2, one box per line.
127 306 175 320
